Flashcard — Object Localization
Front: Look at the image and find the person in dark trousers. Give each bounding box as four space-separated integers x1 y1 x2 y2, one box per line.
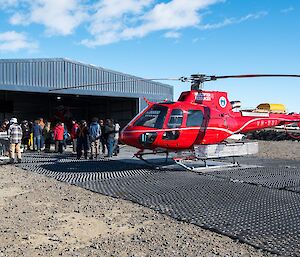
43 122 52 152
71 120 79 153
62 122 68 149
53 122 64 153
21 120 30 151
99 119 106 154
105 119 115 158
76 120 89 159
89 117 101 159
113 120 120 156
32 119 43 152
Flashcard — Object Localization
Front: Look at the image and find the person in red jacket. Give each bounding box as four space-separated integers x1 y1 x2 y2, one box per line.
71 120 79 153
53 122 64 153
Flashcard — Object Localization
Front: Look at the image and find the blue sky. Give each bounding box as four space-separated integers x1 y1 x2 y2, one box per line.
0 0 299 111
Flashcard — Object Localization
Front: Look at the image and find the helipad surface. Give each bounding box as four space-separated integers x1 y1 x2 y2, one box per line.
16 148 300 256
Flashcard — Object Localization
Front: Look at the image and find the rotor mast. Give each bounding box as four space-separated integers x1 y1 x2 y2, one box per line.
185 74 217 90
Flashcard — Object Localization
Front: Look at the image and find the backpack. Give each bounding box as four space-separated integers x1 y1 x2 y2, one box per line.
89 123 101 142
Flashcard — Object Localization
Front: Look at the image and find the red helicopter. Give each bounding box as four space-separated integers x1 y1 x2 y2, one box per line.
119 74 300 167
51 74 300 169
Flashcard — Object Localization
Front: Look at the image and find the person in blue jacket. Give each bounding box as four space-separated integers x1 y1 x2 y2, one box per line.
32 119 43 152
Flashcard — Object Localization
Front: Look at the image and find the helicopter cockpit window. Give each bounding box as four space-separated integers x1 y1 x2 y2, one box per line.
168 109 183 128
186 110 204 127
134 105 168 129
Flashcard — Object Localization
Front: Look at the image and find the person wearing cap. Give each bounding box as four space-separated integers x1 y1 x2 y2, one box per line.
8 118 23 163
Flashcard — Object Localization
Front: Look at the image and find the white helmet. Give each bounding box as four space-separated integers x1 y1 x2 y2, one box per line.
10 118 17 124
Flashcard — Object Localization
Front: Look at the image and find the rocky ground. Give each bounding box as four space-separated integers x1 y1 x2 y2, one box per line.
254 140 300 160
1 141 298 257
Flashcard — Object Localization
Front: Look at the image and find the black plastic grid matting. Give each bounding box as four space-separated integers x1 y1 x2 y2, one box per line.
18 159 152 183
233 156 300 169
16 152 300 256
77 172 300 256
210 166 300 192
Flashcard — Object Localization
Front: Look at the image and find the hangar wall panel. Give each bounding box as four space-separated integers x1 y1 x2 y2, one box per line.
0 58 173 106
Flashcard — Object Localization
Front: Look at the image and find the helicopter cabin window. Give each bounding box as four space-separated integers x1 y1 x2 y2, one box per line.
167 109 183 128
186 110 204 127
134 105 168 129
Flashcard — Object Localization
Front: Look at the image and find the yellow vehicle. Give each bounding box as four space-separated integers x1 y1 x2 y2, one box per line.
256 103 287 114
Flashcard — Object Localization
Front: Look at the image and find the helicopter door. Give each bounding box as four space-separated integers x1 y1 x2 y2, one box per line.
162 109 183 140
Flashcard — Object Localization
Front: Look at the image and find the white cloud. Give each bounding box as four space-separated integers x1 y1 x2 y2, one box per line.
9 0 87 36
164 31 181 38
0 31 38 52
81 0 154 47
1 0 268 47
199 11 268 30
281 7 294 14
82 0 222 46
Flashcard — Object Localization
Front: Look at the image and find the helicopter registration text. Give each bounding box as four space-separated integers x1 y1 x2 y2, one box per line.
196 92 212 101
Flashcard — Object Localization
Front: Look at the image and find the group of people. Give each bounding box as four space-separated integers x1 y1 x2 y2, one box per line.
70 118 120 159
0 117 120 163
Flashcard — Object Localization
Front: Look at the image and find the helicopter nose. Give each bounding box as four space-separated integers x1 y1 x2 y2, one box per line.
120 127 158 149
120 129 127 143
120 127 139 147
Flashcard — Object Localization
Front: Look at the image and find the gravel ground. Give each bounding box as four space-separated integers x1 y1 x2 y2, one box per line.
1 141 298 257
254 140 300 160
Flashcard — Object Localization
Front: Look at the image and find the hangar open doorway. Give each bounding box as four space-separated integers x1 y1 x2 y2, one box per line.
0 91 139 128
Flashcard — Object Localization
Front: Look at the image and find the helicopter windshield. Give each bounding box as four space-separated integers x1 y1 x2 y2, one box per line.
134 105 168 129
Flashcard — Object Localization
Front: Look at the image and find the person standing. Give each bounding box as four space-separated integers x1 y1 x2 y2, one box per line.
43 122 52 152
62 122 68 149
71 120 79 153
53 122 64 153
89 117 101 159
32 120 43 152
113 120 120 156
105 119 115 158
99 119 106 154
39 118 45 149
76 120 89 159
8 118 23 163
21 120 30 151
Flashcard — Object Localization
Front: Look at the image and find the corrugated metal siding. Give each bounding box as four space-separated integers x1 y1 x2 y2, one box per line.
0 58 173 99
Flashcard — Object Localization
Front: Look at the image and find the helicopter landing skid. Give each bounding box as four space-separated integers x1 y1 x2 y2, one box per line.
171 142 259 172
173 157 239 172
134 149 240 172
134 149 170 170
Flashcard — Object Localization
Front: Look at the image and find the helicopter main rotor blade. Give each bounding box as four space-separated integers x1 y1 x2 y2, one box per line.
48 77 181 92
211 74 300 81
48 73 300 92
